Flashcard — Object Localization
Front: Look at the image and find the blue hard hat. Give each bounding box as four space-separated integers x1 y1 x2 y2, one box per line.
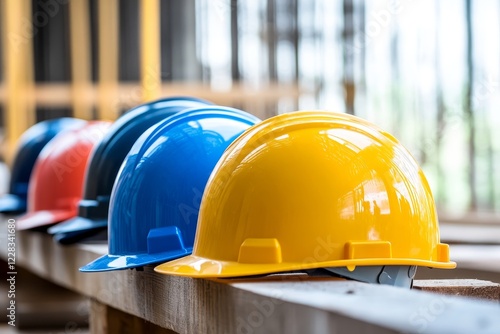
0 118 86 214
48 96 212 244
79 106 260 272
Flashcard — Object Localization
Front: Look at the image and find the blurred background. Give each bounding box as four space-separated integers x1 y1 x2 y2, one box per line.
1 1 500 333
1 0 500 217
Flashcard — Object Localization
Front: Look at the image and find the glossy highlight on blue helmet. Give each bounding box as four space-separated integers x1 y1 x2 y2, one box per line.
79 106 260 272
48 96 212 244
0 118 86 214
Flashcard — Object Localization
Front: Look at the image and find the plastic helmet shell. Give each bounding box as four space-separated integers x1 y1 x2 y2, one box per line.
154 111 456 278
0 118 86 214
48 96 212 243
17 121 112 230
79 106 260 272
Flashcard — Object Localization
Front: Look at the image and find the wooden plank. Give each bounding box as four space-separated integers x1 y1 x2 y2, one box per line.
21 0 35 127
0 324 89 334
97 0 119 120
139 0 161 102
69 0 93 120
1 0 35 162
0 227 499 334
90 300 177 334
413 279 500 302
416 267 500 286
0 83 306 106
8 265 90 328
0 82 305 119
89 299 108 334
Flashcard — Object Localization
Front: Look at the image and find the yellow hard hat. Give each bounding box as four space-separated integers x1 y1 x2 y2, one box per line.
155 111 456 281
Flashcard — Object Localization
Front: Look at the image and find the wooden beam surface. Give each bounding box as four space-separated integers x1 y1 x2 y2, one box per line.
0 225 499 334
413 279 500 302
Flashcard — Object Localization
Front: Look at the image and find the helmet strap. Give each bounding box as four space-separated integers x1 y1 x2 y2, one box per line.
307 265 417 288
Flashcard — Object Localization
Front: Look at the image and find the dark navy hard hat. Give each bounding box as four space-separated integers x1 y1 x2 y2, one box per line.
79 106 260 272
0 118 86 214
48 96 212 244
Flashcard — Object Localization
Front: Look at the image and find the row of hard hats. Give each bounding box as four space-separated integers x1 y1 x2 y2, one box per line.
0 97 455 288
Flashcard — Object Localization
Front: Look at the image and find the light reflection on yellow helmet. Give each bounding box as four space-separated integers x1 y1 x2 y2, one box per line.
155 111 456 278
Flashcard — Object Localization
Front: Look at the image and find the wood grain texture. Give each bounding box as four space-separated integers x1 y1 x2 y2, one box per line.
413 279 500 302
416 266 500 285
1 226 500 333
89 298 108 333
90 300 178 334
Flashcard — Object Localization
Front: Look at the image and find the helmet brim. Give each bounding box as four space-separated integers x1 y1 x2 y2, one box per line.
0 194 27 214
17 210 76 230
53 228 108 245
49 216 108 244
79 247 193 272
154 255 457 278
48 216 107 235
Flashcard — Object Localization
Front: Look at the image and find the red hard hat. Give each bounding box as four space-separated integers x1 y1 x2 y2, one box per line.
17 121 112 230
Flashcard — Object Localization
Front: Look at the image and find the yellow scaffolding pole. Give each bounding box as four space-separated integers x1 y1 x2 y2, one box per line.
140 0 161 102
69 0 93 120
1 0 35 163
98 0 119 120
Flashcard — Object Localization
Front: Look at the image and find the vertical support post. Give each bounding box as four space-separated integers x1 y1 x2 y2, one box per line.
230 0 240 82
1 0 35 162
140 0 161 102
266 0 277 118
69 0 93 120
464 0 476 211
267 0 277 82
90 299 177 334
290 0 299 110
98 0 119 120
342 0 355 115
